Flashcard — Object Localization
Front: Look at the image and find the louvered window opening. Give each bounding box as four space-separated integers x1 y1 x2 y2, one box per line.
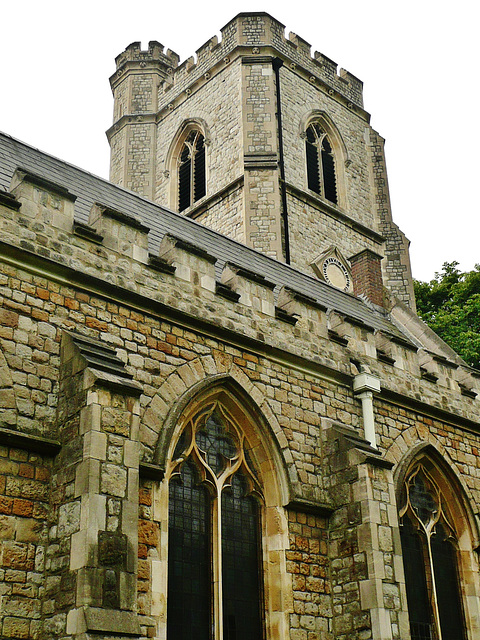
178 130 206 212
305 124 338 205
399 464 467 640
167 404 264 640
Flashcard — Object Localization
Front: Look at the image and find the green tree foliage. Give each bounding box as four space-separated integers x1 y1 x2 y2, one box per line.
414 262 480 369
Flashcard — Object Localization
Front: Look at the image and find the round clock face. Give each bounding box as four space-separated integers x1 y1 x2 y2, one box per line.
322 257 351 291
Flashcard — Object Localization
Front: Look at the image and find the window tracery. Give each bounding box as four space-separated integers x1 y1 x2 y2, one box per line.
305 123 337 204
167 402 263 640
399 463 466 640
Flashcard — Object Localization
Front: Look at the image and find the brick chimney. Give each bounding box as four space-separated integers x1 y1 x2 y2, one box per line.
349 249 384 307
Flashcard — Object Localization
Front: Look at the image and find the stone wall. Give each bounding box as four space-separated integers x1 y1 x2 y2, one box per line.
2 145 480 639
0 447 51 639
286 194 383 275
286 509 331 639
193 182 244 243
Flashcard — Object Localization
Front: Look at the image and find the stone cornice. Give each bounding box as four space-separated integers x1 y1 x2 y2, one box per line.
106 113 157 141
285 499 334 518
14 168 76 201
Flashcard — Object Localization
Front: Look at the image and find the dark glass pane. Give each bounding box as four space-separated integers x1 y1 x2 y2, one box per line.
168 463 211 640
306 125 316 143
321 143 337 204
244 447 259 480
173 429 187 460
196 411 237 475
409 474 438 527
322 136 332 154
194 135 206 202
431 523 466 640
400 516 433 640
186 130 197 145
178 148 192 212
306 137 320 193
222 473 263 640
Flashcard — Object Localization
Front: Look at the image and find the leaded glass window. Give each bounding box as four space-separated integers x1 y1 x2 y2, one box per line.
167 403 264 640
305 124 337 205
399 464 466 640
168 463 211 640
222 473 262 639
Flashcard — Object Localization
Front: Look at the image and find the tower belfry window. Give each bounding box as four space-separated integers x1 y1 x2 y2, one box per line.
399 463 467 640
167 403 264 640
305 123 338 204
178 130 206 212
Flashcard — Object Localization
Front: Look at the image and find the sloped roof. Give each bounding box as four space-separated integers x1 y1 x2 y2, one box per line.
0 131 409 340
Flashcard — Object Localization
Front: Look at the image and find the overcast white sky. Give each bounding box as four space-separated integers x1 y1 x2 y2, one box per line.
1 1 477 282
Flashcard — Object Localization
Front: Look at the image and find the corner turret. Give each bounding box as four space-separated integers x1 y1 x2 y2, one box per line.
107 41 179 198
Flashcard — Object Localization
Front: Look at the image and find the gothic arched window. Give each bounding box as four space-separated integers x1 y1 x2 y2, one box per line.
167 402 264 640
178 130 206 212
399 463 467 640
305 123 337 205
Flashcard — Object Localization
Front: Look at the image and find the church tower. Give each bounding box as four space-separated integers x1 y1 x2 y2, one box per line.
108 13 415 309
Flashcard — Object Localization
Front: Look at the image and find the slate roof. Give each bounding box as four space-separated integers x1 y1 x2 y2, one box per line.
0 131 410 341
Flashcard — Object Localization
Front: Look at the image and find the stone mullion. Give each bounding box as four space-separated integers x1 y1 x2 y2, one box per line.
424 533 443 640
213 488 223 640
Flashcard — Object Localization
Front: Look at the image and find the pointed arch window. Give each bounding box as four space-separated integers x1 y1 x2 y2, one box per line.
305 123 337 205
399 463 467 640
167 403 264 640
178 130 206 212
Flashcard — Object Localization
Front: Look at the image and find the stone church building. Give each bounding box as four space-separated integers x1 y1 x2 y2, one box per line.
1 12 479 640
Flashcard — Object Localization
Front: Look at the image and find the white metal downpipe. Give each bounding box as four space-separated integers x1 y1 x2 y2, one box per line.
353 367 381 448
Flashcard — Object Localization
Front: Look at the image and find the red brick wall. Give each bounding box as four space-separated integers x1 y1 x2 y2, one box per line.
0 447 51 639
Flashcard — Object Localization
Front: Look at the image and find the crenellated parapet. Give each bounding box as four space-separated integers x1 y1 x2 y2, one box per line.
114 40 180 69
155 12 364 111
109 13 365 128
